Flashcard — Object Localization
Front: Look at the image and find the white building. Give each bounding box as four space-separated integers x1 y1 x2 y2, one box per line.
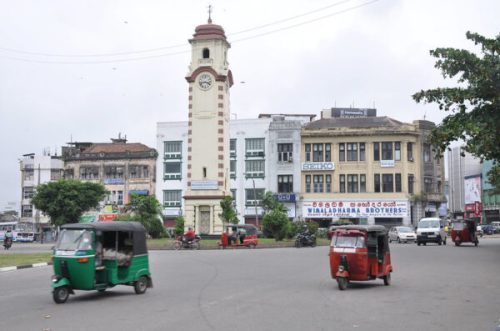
447 146 482 217
156 114 314 229
19 152 64 229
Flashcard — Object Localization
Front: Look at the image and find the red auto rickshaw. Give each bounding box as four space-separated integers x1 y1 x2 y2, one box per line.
219 224 258 249
451 219 479 246
329 225 392 290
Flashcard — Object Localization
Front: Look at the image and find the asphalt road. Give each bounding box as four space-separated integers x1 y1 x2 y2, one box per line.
1 238 500 331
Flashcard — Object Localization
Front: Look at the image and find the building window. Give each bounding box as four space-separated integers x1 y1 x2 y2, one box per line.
164 141 182 159
374 174 381 192
395 173 402 192
381 142 393 160
163 190 182 207
407 142 414 161
305 175 311 193
278 175 293 193
64 168 74 179
81 166 99 180
395 142 401 161
230 139 237 158
325 144 331 162
164 162 181 180
382 174 394 192
339 143 345 162
305 144 311 162
424 177 433 193
347 143 358 161
360 174 366 193
51 169 62 181
340 174 346 193
326 175 332 193
423 144 431 163
245 188 264 206
117 191 123 205
359 143 366 161
437 180 442 194
23 187 34 200
230 160 236 179
373 143 380 161
202 48 210 59
129 165 149 179
245 138 265 157
278 143 293 162
107 190 124 205
230 189 237 203
408 174 414 194
347 174 358 193
313 175 324 193
24 169 34 181
21 204 33 218
245 160 265 178
313 144 324 162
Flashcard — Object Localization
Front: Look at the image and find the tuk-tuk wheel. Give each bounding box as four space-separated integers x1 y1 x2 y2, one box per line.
383 273 391 286
53 286 70 304
337 277 348 290
134 276 148 294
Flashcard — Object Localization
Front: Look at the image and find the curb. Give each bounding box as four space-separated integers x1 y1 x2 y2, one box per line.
0 262 52 273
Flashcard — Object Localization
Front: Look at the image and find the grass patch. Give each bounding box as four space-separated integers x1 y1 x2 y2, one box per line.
147 237 330 250
0 253 52 268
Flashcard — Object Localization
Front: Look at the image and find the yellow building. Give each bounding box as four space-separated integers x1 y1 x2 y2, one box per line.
300 108 445 227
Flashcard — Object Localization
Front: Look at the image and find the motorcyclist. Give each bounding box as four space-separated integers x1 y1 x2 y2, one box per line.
183 227 196 243
4 228 13 249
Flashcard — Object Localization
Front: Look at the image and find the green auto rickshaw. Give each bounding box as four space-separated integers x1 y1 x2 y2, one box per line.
51 221 153 304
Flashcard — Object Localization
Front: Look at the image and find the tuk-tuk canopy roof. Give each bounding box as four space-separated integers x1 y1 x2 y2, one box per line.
62 221 146 233
334 225 388 234
224 224 258 235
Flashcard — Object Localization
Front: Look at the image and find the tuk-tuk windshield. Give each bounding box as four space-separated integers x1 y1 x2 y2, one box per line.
332 235 365 248
451 222 465 230
56 229 93 251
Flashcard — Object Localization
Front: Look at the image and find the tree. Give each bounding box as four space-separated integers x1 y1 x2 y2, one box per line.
219 196 238 225
118 194 166 238
262 209 290 241
174 215 185 236
32 179 106 226
261 191 287 214
413 31 500 191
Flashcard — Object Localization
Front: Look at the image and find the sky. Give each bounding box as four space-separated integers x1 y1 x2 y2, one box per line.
0 0 499 207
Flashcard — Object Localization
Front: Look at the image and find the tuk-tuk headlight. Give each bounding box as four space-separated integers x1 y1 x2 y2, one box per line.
51 275 60 283
338 265 345 272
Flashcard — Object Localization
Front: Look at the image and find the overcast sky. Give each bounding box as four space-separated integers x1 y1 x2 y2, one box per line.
0 0 498 207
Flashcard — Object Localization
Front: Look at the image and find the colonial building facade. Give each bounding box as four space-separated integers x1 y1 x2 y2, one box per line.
300 108 445 227
62 136 157 220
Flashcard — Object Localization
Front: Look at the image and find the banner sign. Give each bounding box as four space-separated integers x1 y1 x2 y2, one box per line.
274 193 296 202
301 162 335 171
191 180 218 190
303 200 409 218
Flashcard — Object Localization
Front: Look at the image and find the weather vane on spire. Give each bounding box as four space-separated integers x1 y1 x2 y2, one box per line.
207 4 212 23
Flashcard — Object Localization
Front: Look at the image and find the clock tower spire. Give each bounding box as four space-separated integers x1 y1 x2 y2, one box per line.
183 17 233 235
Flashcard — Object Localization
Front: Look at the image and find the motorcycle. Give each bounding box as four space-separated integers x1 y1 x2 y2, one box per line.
295 232 316 248
173 235 201 250
3 237 12 250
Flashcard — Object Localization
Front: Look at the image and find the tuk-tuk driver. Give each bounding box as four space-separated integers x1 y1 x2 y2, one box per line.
230 227 239 245
184 227 196 243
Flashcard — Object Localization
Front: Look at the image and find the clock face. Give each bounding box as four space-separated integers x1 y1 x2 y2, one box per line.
198 73 213 90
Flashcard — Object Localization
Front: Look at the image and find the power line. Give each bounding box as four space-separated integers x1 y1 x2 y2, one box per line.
0 0 380 64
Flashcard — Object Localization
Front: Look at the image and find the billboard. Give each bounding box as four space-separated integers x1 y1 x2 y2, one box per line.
302 199 409 218
464 175 481 204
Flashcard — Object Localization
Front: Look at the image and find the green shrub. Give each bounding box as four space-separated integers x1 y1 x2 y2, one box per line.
262 209 289 241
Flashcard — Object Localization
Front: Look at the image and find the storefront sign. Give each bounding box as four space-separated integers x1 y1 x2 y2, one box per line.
104 178 124 185
98 214 118 221
274 193 296 202
380 160 395 167
191 180 218 190
163 208 182 216
302 200 409 218
301 162 335 171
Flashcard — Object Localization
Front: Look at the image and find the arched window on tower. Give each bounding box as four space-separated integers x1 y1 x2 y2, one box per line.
202 48 210 59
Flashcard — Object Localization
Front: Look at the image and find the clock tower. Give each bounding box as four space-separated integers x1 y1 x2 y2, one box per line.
183 17 233 234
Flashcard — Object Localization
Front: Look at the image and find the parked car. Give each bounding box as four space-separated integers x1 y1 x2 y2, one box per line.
389 226 416 243
491 222 500 233
481 224 495 235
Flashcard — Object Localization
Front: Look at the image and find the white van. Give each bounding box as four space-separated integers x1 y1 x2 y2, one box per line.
416 217 447 246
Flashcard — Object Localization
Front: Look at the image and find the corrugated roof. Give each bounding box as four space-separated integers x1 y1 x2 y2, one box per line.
304 116 404 130
83 143 154 154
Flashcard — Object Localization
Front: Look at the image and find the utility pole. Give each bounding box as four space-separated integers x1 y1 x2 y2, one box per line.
35 163 42 243
252 179 259 228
